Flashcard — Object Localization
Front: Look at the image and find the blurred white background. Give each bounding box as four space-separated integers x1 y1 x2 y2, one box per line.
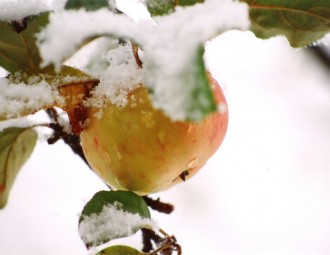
1 29 330 255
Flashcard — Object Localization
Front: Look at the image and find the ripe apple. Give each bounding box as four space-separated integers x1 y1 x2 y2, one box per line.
80 74 228 195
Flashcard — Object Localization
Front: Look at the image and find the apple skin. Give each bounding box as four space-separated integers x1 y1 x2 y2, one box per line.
80 74 228 195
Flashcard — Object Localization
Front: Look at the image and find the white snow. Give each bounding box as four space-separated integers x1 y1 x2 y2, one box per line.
0 78 64 119
317 33 330 46
0 0 52 21
86 43 143 116
38 0 250 120
38 9 141 70
78 201 158 247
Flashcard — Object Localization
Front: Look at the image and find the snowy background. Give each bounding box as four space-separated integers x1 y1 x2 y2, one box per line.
1 2 330 255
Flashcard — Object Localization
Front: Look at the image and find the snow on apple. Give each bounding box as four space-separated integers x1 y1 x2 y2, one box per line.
86 43 144 114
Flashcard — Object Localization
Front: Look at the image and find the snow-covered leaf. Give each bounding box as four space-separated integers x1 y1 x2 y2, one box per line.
0 12 50 73
0 127 37 208
146 45 217 121
242 0 330 47
65 0 110 11
0 77 60 121
38 1 249 121
80 190 151 222
95 245 146 255
8 65 94 85
188 46 217 120
79 190 155 247
0 66 98 128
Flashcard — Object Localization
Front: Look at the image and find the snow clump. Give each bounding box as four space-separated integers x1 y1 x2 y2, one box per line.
79 201 158 247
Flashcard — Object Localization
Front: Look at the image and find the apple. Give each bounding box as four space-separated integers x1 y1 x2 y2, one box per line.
80 74 228 195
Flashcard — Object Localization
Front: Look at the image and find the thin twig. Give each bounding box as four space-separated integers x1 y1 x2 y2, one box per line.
142 228 163 253
46 108 89 166
143 196 174 214
146 228 182 255
132 43 143 68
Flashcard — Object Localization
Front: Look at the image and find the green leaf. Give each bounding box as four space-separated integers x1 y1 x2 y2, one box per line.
0 12 50 73
146 0 204 16
186 46 217 121
95 245 146 255
242 0 330 47
146 0 176 16
79 190 153 247
179 0 204 6
146 45 217 122
79 190 151 223
0 127 37 208
65 0 110 11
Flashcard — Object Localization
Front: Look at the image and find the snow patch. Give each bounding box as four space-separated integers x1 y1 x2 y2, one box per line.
86 43 143 117
317 33 330 46
79 201 158 247
38 0 249 121
38 9 141 70
0 78 64 119
0 0 51 21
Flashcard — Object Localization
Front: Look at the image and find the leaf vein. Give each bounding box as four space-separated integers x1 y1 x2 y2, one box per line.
0 50 22 68
250 4 330 23
18 33 36 70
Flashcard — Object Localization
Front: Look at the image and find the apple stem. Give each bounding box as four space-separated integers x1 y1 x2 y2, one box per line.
132 43 143 68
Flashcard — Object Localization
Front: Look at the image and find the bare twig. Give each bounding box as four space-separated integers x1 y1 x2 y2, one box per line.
307 45 330 70
143 196 174 214
142 228 162 253
46 108 89 166
145 228 182 255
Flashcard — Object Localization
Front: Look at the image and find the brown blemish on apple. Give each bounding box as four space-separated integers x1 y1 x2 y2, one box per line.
156 130 166 151
93 136 99 151
187 157 198 168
